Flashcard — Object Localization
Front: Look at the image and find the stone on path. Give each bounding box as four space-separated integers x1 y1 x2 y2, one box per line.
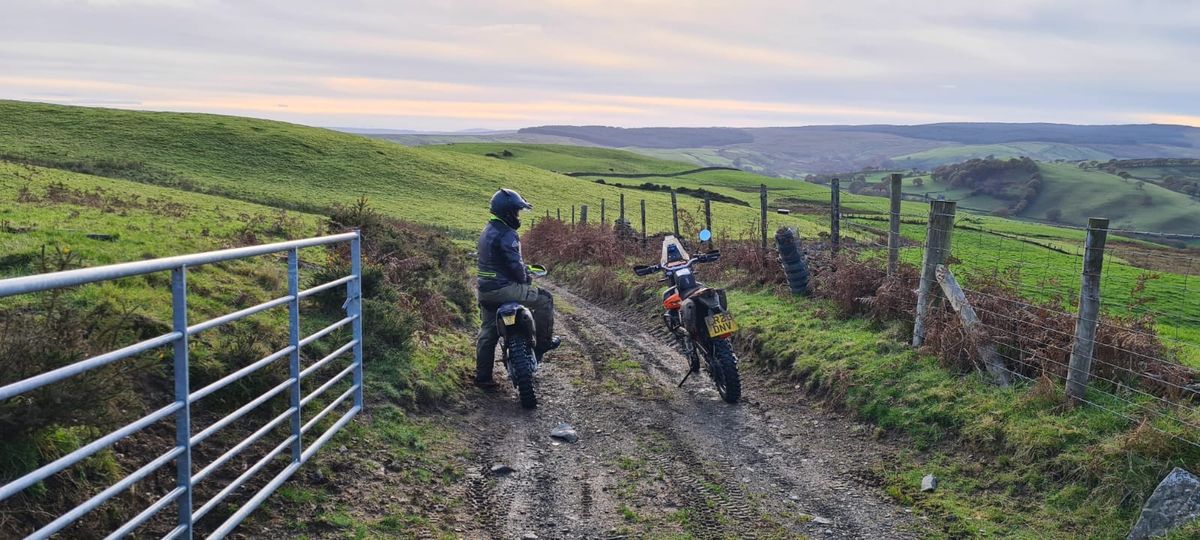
490 464 515 475
550 422 579 443
921 474 938 493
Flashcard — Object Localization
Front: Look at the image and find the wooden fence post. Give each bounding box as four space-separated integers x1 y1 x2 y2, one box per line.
580 204 588 224
703 193 712 232
888 173 903 276
640 199 647 243
830 178 841 256
936 265 1011 386
557 208 561 221
671 190 680 237
620 193 626 221
600 199 606 224
759 184 768 251
913 200 956 347
1066 218 1109 404
571 205 575 225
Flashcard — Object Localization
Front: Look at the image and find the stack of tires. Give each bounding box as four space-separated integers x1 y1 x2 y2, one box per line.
775 227 811 296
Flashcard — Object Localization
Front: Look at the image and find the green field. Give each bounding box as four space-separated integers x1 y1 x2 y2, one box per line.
3 101 1200 538
864 161 1200 237
433 143 697 175
893 142 1115 170
0 101 821 240
429 141 1200 365
1028 163 1200 233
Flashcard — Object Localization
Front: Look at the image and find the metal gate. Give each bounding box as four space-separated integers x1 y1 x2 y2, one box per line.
0 231 363 539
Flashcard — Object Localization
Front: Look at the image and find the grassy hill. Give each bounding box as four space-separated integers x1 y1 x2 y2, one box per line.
0 101 821 239
3 101 1200 538
381 123 1200 176
434 143 696 175
892 142 1114 169
1027 163 1200 232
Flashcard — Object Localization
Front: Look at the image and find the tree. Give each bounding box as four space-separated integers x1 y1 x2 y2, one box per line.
1046 208 1062 222
914 177 925 187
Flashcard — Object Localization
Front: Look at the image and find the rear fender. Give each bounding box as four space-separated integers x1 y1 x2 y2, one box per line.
680 288 725 335
497 304 535 340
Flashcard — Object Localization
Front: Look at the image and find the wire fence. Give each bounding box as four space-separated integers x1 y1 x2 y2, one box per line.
539 176 1199 451
820 178 1200 451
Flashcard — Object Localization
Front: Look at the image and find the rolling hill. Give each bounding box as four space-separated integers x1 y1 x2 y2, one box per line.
0 100 822 239
375 123 1200 177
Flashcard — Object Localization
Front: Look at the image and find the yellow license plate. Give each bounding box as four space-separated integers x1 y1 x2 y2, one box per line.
502 314 517 325
706 312 737 336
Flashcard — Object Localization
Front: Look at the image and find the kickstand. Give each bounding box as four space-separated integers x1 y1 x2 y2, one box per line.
677 369 693 388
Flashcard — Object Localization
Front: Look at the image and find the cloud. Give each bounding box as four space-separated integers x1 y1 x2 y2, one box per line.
1 0 1198 129
1135 114 1200 127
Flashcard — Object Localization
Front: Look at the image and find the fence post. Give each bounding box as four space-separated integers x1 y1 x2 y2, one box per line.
557 208 561 221
830 177 841 256
640 199 647 243
571 205 575 225
287 249 303 462
759 184 768 251
1066 218 1109 404
888 173 902 276
704 192 712 232
671 190 680 237
171 266 193 539
580 204 588 224
601 198 606 224
620 193 625 221
350 232 364 408
913 200 956 347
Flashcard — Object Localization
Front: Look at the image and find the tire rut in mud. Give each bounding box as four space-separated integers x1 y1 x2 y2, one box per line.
453 280 923 539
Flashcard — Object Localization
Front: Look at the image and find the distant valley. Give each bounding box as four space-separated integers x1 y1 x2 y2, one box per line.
362 122 1200 177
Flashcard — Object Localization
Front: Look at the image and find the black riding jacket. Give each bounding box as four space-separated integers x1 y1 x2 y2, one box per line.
476 217 527 292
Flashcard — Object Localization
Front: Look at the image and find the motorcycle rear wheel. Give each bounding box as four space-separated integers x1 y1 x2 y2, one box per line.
510 340 538 409
710 338 741 404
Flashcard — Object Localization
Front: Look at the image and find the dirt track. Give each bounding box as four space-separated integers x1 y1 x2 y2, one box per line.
457 281 926 539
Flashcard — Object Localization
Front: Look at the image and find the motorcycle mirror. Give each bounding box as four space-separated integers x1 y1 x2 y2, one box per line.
526 264 548 277
698 229 712 242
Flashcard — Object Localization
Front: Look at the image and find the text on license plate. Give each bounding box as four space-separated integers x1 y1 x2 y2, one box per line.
502 314 517 325
706 312 737 337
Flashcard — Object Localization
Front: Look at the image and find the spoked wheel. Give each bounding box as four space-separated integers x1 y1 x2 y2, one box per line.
709 338 741 404
509 340 538 409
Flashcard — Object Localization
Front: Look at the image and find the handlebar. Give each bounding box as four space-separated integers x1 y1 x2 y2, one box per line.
634 264 661 276
631 250 721 276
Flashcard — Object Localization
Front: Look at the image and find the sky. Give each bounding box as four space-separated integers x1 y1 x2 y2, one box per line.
2 0 1199 130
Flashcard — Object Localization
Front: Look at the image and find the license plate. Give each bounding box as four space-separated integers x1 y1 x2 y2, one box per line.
706 312 737 337
502 314 517 325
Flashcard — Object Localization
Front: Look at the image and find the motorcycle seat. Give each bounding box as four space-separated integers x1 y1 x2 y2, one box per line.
496 302 524 315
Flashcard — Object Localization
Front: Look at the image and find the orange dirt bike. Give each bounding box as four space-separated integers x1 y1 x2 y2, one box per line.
633 231 741 403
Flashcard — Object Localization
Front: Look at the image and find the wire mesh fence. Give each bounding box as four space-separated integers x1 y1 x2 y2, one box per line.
817 178 1200 451
538 180 1199 451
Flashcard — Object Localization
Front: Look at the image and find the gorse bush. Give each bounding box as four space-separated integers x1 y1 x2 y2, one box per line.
320 197 474 407
328 197 474 330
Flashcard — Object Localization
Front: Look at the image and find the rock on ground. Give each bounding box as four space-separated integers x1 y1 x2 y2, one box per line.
1128 467 1200 540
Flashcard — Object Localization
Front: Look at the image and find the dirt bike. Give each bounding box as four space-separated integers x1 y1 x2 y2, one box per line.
634 231 741 404
495 264 548 409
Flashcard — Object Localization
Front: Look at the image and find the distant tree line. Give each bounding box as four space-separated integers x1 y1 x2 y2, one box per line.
931 156 1042 216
